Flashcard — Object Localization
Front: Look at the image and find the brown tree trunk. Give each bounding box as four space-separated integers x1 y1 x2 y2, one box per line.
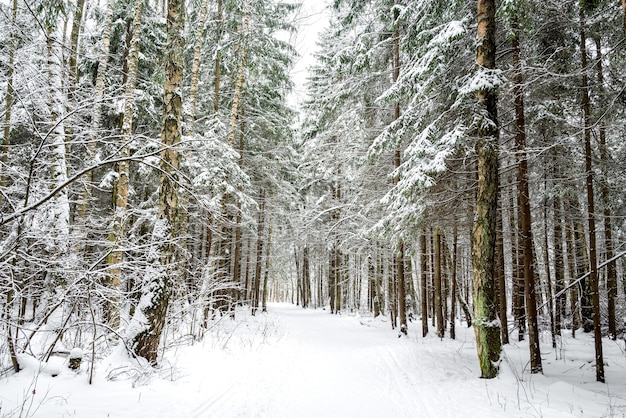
495 195 508 344
107 0 143 327
131 0 184 364
450 228 458 340
187 0 210 126
579 7 604 382
434 229 444 338
512 20 541 373
262 220 272 312
420 232 429 337
543 202 556 349
1 0 18 206
214 0 223 115
594 37 617 341
472 0 501 378
303 245 311 308
252 191 266 315
554 195 564 339
67 0 85 104
511 193 526 341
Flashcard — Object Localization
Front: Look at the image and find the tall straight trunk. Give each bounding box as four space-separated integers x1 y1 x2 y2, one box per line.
188 0 210 126
377 247 384 315
450 227 458 340
213 0 223 115
231 123 246 306
228 8 250 148
554 195 564 338
107 0 143 327
335 248 342 313
567 210 584 335
511 193 526 341
397 244 407 335
420 232 429 337
594 37 617 340
472 0 501 379
303 245 311 308
623 0 626 40
543 202 556 349
430 232 435 325
244 238 252 302
391 5 407 335
0 0 18 206
495 196 508 344
262 220 272 312
77 0 113 226
252 191 266 315
434 229 444 338
579 7 604 383
130 0 184 364
388 253 397 329
512 20 541 373
67 0 85 104
46 20 71 256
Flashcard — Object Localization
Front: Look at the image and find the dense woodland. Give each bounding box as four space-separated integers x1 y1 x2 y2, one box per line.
0 0 625 383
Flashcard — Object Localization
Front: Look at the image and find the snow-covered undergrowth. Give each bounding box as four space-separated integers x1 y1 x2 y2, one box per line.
1 304 625 417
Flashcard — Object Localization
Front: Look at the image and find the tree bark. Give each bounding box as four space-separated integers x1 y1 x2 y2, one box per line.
0 0 18 207
131 0 184 364
472 0 501 379
450 228 458 340
512 20 542 374
579 7 604 382
187 0 210 126
554 195 564 339
262 220 272 312
495 195 508 344
107 0 143 328
434 229 444 338
420 232 429 337
252 191 266 315
594 36 617 341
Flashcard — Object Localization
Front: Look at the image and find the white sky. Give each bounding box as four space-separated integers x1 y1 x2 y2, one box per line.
286 1 331 109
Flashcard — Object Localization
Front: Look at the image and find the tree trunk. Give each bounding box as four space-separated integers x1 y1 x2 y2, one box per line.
262 220 272 312
472 0 501 379
187 0 210 126
77 0 114 229
554 196 564 339
228 8 250 148
594 36 617 341
579 6 604 383
252 191 266 315
420 232 429 337
214 0 223 115
450 228 458 340
434 229 444 338
0 0 18 207
130 0 184 364
67 0 85 104
107 0 143 327
512 20 541 374
511 193 526 341
495 195 508 344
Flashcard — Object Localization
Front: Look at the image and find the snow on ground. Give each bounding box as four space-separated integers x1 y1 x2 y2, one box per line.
2 303 626 417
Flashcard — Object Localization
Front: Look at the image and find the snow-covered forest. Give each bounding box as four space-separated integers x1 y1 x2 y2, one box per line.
1 0 626 415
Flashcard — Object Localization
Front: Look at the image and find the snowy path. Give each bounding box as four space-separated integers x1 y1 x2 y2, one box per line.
3 303 626 417
190 304 438 418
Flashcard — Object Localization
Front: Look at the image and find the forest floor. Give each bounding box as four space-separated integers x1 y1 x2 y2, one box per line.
2 303 626 417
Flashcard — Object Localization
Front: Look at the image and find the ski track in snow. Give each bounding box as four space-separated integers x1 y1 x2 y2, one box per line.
3 303 626 417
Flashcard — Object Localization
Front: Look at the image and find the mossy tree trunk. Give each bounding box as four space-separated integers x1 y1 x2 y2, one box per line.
472 0 501 379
